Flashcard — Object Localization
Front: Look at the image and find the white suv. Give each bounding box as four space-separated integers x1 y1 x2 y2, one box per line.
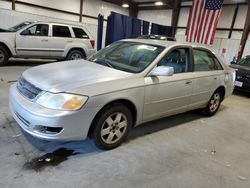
0 21 96 66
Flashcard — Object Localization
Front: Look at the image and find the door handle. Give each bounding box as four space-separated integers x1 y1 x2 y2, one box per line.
185 80 192 85
214 77 217 80
41 39 48 42
67 40 73 43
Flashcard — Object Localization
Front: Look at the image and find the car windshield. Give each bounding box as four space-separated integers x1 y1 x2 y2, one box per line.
88 41 164 73
238 57 250 67
8 22 33 32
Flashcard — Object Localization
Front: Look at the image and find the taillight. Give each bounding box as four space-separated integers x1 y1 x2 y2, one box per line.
90 40 95 48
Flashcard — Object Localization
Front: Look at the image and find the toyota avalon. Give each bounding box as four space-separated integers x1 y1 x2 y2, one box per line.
9 39 235 150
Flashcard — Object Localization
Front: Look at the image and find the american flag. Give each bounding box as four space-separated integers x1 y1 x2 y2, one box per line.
186 0 224 45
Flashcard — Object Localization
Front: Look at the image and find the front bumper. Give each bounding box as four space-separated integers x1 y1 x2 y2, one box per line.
9 83 101 141
234 79 250 93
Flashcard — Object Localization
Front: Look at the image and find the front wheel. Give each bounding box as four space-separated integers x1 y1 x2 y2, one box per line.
92 104 132 150
202 90 222 116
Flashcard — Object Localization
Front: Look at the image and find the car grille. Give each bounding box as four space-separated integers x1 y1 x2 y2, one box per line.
237 74 249 81
17 77 42 100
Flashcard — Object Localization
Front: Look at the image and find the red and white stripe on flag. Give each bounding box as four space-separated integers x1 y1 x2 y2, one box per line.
186 0 223 45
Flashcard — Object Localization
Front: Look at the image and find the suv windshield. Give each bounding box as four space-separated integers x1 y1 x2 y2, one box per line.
8 21 33 32
88 41 164 73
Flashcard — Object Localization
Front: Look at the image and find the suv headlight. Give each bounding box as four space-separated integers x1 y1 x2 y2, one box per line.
36 92 88 111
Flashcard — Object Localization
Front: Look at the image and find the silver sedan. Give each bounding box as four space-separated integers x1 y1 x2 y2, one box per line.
9 39 235 150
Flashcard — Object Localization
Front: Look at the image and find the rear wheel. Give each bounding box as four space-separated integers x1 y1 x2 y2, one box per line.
0 46 9 66
202 90 222 116
66 50 85 60
92 104 132 150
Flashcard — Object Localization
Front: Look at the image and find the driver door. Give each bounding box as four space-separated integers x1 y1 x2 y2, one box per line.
16 24 51 57
143 47 194 122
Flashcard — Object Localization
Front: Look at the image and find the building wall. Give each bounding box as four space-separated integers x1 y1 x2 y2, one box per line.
0 0 249 60
176 5 250 63
137 9 173 26
138 4 249 63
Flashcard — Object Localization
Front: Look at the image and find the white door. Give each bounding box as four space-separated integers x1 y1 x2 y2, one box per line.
143 48 194 121
48 25 73 58
16 24 50 57
188 48 224 109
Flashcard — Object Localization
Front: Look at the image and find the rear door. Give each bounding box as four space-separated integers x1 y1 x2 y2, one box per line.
48 24 73 58
16 24 50 57
188 48 224 109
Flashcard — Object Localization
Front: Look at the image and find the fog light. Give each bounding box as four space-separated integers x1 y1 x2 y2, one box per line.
34 125 63 134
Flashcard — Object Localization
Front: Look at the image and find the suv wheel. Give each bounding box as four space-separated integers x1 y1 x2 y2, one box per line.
202 90 222 116
66 50 85 60
0 46 9 66
92 104 132 150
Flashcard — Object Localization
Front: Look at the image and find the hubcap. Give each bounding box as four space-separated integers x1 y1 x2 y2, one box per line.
70 53 82 60
100 112 128 144
209 93 220 112
0 50 4 63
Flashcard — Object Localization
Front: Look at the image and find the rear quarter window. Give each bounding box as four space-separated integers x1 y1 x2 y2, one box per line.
193 48 223 71
72 27 89 39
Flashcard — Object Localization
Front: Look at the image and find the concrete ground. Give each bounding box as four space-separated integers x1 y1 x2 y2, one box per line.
0 60 250 188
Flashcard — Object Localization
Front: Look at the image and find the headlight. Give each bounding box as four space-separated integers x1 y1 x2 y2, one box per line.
36 92 88 111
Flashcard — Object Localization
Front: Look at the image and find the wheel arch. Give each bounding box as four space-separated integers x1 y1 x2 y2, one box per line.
66 47 86 58
88 98 138 137
0 42 12 57
215 86 226 101
63 43 89 58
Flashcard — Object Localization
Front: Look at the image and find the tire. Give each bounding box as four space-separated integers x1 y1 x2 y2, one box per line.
0 46 9 66
66 50 85 61
202 90 222 116
92 103 132 150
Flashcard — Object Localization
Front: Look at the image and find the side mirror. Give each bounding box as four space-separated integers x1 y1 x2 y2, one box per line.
149 66 174 77
20 29 30 36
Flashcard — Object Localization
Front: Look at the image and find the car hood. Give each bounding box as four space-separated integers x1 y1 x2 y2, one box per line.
0 32 15 35
22 60 134 93
230 64 250 75
0 28 9 32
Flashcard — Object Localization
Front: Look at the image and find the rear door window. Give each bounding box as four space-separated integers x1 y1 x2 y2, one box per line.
72 27 89 39
193 49 223 71
52 25 71 38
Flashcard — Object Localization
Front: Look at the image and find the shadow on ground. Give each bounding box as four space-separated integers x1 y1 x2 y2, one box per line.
7 59 56 67
233 90 250 98
7 105 228 170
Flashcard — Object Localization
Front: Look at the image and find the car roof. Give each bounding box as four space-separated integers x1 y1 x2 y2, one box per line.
138 35 176 41
122 38 214 52
31 21 84 28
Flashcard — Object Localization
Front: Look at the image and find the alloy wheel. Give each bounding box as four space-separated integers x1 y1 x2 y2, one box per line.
100 112 128 144
209 93 221 113
70 53 83 60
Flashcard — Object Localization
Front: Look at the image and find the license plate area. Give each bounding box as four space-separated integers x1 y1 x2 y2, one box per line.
235 81 243 87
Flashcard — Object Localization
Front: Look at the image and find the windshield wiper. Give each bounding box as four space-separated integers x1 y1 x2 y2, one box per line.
93 59 114 68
